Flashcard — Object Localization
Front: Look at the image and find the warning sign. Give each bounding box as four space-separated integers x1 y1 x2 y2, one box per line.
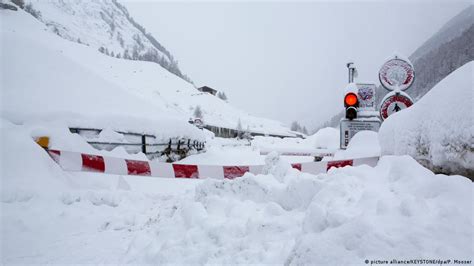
340 119 381 149
379 92 413 120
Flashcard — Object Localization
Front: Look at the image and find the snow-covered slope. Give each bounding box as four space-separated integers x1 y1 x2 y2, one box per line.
23 0 190 82
1 8 203 141
379 62 473 178
410 5 473 63
1 6 294 138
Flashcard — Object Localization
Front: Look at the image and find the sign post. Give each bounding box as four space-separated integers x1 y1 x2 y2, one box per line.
378 55 415 120
340 82 381 149
339 55 415 149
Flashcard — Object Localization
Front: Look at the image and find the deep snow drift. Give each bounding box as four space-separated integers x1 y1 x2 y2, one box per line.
379 62 473 178
1 122 472 264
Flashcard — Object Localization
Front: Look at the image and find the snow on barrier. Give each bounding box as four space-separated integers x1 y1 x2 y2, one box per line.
45 149 379 179
259 148 335 157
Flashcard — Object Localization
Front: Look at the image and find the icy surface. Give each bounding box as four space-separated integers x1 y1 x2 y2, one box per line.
379 62 473 177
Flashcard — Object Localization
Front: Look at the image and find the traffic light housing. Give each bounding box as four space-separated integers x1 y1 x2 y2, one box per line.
344 92 359 120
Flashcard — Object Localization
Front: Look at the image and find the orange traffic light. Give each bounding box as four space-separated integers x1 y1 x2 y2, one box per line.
344 93 358 106
344 93 359 120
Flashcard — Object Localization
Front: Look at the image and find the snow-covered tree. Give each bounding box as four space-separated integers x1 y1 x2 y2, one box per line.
290 121 301 132
11 0 25 9
302 126 309 135
123 49 131 60
236 118 243 132
217 91 228 101
193 105 203 118
24 3 41 19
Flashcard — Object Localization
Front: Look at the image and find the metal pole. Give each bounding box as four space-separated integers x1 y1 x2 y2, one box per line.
347 62 354 83
141 135 146 154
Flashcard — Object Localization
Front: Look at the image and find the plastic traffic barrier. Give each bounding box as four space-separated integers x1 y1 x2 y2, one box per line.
45 149 379 180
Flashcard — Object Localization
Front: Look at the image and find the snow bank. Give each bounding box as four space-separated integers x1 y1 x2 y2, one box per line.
334 130 381 160
379 62 473 178
287 156 472 264
125 154 472 264
0 120 69 202
303 127 340 150
2 122 472 264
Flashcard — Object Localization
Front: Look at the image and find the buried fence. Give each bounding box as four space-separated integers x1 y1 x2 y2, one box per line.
198 124 303 139
69 127 205 162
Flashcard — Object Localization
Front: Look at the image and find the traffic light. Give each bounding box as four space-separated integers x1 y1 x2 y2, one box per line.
344 92 358 120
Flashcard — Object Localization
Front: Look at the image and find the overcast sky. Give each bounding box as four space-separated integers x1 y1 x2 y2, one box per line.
123 1 469 129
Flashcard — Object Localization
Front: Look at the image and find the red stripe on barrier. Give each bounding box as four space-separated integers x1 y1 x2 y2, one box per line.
47 150 61 163
327 159 353 171
223 166 250 179
81 154 105 172
173 164 199 178
126 159 151 176
291 163 302 171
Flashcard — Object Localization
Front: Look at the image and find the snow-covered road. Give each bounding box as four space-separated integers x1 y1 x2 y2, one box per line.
1 124 472 264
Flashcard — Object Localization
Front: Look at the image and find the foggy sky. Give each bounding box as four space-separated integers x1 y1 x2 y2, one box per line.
123 1 470 129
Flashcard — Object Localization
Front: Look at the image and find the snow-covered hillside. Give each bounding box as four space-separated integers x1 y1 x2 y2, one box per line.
1 6 294 139
379 62 473 178
22 0 190 82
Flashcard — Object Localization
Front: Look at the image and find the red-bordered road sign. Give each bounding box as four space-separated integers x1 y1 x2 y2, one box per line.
379 57 415 91
379 92 413 120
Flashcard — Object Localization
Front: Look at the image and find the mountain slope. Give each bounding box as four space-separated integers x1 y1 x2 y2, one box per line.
21 0 191 83
1 6 294 138
406 5 473 101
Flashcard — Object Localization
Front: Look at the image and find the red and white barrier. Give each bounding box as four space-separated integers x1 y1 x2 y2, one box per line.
46 149 379 180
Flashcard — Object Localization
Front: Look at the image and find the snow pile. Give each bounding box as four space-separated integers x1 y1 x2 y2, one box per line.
125 154 472 264
303 127 340 150
0 120 69 203
252 136 305 150
287 156 472 264
2 122 472 264
379 62 473 178
334 130 381 160
179 137 317 165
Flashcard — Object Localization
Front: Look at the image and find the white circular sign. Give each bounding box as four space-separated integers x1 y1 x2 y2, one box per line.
380 92 413 120
379 57 415 91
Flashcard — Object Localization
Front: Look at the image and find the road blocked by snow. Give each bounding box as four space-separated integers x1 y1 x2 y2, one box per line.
1 123 472 264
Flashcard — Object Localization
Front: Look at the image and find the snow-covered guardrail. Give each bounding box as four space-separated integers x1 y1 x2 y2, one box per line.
69 127 205 161
44 149 379 179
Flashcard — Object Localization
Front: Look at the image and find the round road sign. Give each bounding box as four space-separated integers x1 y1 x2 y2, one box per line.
379 57 415 91
379 92 413 120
